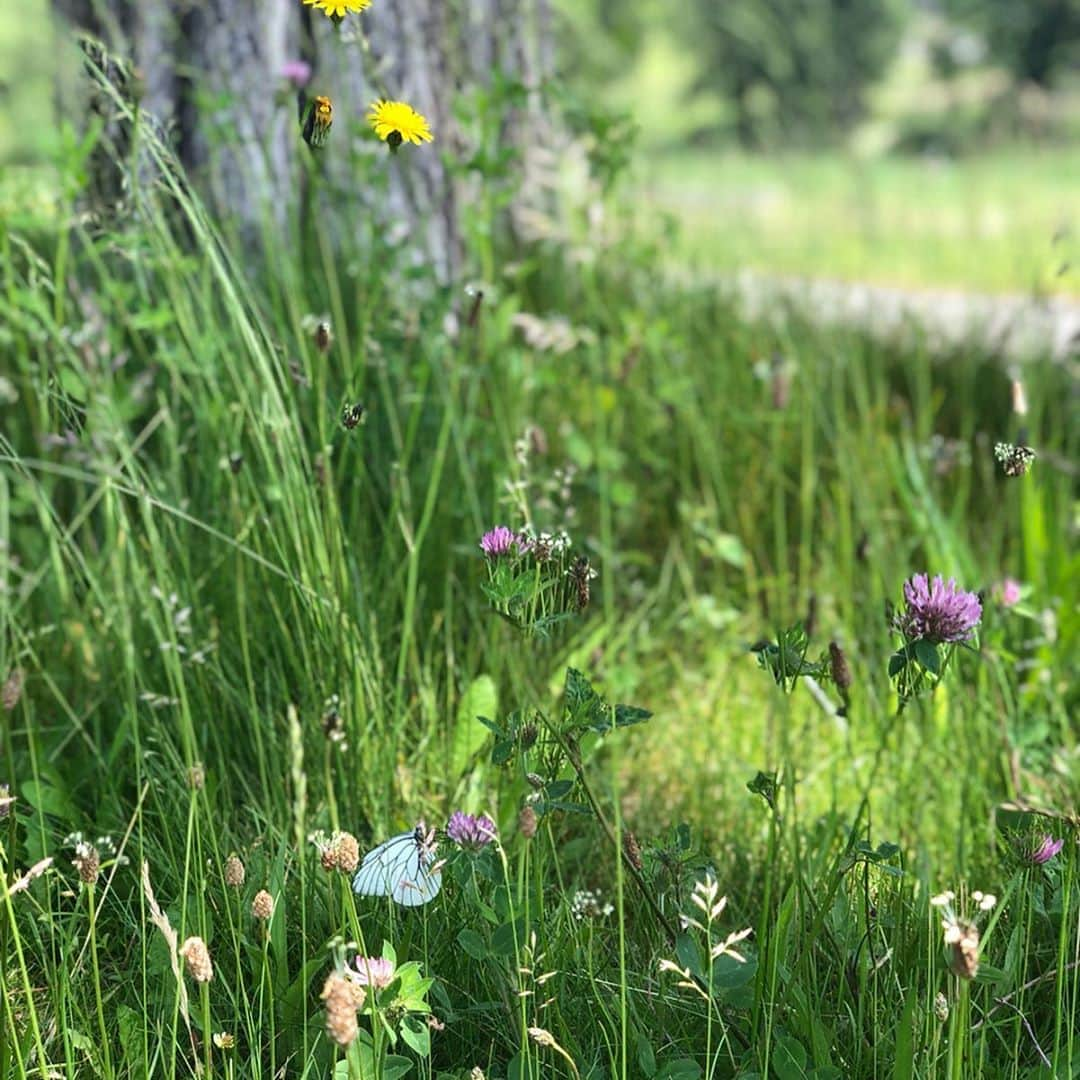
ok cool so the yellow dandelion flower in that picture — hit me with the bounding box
[367,100,434,150]
[302,0,371,18]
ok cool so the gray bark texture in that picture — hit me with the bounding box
[53,0,553,277]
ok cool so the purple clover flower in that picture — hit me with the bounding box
[446,811,496,849]
[994,578,1022,607]
[898,574,982,644]
[480,526,517,558]
[281,59,312,88]
[352,955,395,989]
[1026,835,1064,866]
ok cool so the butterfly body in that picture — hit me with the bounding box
[352,825,442,906]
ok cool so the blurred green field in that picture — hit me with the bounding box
[639,147,1080,295]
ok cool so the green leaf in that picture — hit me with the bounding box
[381,1055,414,1080]
[712,952,756,989]
[675,932,704,980]
[451,675,498,777]
[456,928,487,960]
[655,1060,702,1080]
[636,1033,657,1077]
[400,1016,431,1058]
[747,771,778,810]
[545,780,574,800]
[892,989,916,1080]
[772,1035,808,1080]
[913,639,940,675]
[491,918,527,956]
[887,650,908,678]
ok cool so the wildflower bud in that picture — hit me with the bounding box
[2,667,25,711]
[623,830,643,872]
[188,763,205,790]
[224,855,245,888]
[73,843,101,885]
[520,723,539,751]
[934,992,949,1022]
[180,936,214,983]
[525,772,545,789]
[320,847,337,872]
[314,321,333,354]
[518,805,538,840]
[828,642,852,691]
[321,972,359,1047]
[213,1032,236,1050]
[252,890,274,920]
[331,831,360,874]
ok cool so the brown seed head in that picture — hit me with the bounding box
[623,830,643,872]
[828,642,852,691]
[321,972,359,1046]
[224,855,245,888]
[320,847,337,871]
[180,936,214,983]
[73,843,101,885]
[2,668,25,711]
[331,831,360,874]
[949,921,980,980]
[188,763,205,790]
[519,805,538,840]
[251,890,274,920]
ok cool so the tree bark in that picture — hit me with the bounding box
[53,0,552,277]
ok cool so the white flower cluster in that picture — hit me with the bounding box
[571,888,614,921]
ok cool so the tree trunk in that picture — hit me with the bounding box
[53,0,552,277]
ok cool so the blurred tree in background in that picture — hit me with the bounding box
[51,0,554,273]
[944,0,1080,87]
[678,0,904,146]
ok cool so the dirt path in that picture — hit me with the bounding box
[728,272,1080,363]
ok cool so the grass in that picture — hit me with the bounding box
[2,52,1079,1080]
[638,147,1080,296]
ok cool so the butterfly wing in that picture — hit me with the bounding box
[352,831,442,907]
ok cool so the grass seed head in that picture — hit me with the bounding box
[224,855,245,888]
[331,831,360,873]
[2,667,25,711]
[180,936,214,983]
[252,890,274,920]
[321,972,358,1046]
[73,842,100,885]
[519,805,538,840]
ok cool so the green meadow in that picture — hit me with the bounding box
[2,10,1079,1080]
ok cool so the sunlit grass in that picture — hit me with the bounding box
[640,147,1080,295]
[1,60,1078,1080]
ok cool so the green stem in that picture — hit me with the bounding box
[87,883,113,1079]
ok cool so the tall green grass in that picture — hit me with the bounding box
[1,74,1078,1080]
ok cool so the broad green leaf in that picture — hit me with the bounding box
[451,675,498,777]
[913,639,940,675]
[457,928,487,960]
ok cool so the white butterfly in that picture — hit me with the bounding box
[352,823,442,907]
